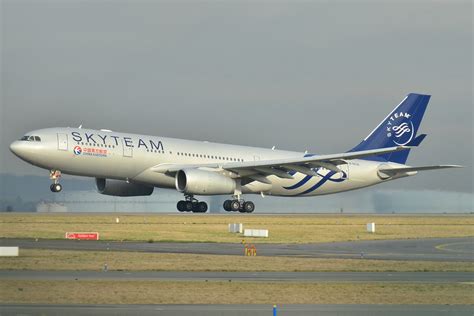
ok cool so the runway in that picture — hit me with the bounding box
[1,237,472,261]
[0,270,471,283]
[1,238,472,315]
[1,304,472,316]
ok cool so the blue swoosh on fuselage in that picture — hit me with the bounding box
[297,170,347,195]
[283,175,313,190]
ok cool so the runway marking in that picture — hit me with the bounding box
[435,242,473,254]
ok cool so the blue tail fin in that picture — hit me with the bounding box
[349,93,430,164]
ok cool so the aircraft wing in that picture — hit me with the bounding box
[152,146,411,180]
[378,165,463,177]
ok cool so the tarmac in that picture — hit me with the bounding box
[0,304,472,316]
[0,270,471,283]
[1,237,472,315]
[1,237,473,261]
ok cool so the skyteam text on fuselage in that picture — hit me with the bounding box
[10,93,461,213]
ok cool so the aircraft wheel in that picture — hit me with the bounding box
[243,201,255,213]
[230,200,241,212]
[223,200,232,212]
[185,201,194,212]
[50,183,62,193]
[177,200,187,212]
[197,202,208,213]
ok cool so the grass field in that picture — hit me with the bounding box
[1,213,473,243]
[1,280,472,304]
[1,249,472,272]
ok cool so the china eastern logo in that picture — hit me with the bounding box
[73,145,107,157]
[386,111,414,146]
[73,146,82,155]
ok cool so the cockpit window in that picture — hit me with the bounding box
[19,135,41,142]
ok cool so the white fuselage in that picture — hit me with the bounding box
[10,127,404,197]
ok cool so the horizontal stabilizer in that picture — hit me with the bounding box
[378,165,462,177]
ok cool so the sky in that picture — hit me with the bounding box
[0,1,472,198]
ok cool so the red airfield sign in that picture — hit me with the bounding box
[65,232,99,240]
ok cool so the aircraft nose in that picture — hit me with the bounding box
[9,141,27,157]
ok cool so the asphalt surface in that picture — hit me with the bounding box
[0,270,472,283]
[1,237,473,261]
[0,304,472,316]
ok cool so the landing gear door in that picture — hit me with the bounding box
[122,139,133,157]
[57,133,68,151]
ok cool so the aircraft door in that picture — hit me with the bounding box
[122,139,133,157]
[57,133,68,151]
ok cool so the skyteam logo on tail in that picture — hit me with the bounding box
[386,111,414,145]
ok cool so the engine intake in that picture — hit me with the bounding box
[176,169,236,195]
[96,178,154,197]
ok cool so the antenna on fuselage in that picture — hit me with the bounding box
[78,124,83,129]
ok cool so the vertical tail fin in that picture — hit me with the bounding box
[349,93,430,164]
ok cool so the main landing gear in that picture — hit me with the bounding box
[223,199,255,213]
[49,170,62,193]
[177,195,208,213]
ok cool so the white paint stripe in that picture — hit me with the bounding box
[363,95,408,141]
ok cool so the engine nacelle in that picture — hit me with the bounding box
[96,178,154,197]
[175,169,236,195]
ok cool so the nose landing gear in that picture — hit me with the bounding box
[49,170,62,193]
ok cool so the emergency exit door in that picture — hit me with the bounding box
[57,133,68,151]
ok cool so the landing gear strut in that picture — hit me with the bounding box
[49,170,62,193]
[177,195,208,213]
[223,199,255,213]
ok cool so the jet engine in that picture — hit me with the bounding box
[175,169,236,195]
[95,178,154,197]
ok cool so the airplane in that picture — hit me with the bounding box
[9,93,461,213]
